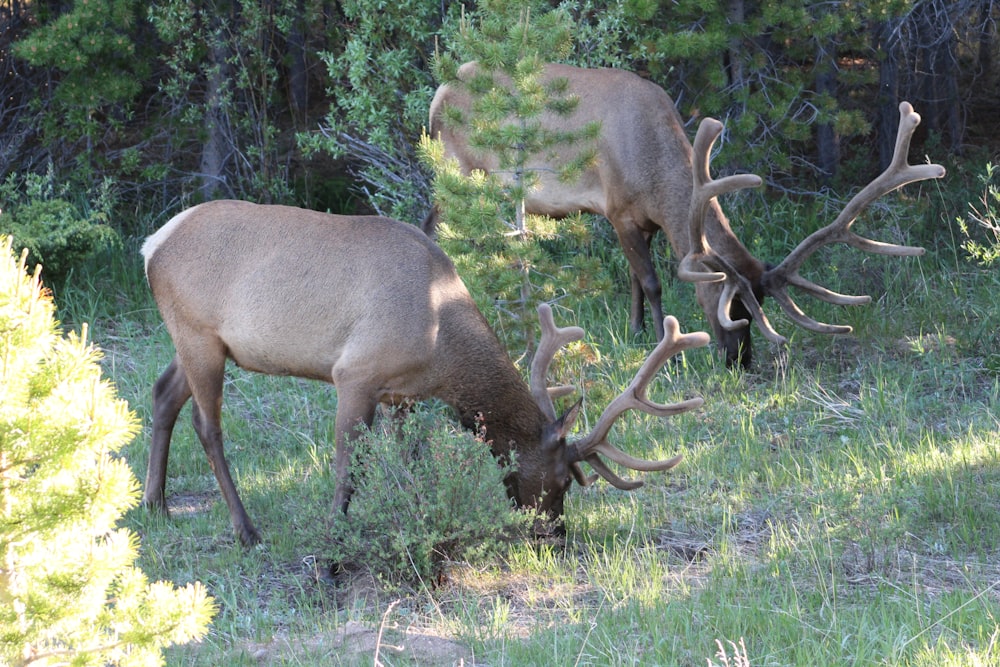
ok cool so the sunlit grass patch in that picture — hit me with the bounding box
[894,428,1000,553]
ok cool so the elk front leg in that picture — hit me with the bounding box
[331,390,378,515]
[143,356,192,512]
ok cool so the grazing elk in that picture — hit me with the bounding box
[141,201,710,546]
[426,62,946,367]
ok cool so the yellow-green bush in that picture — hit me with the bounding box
[0,235,215,667]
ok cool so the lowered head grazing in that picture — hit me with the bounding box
[427,62,945,367]
[142,200,709,546]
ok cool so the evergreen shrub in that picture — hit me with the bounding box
[0,235,215,667]
[0,171,118,282]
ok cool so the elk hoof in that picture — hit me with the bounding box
[141,493,170,516]
[237,525,263,548]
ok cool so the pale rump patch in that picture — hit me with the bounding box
[141,205,199,274]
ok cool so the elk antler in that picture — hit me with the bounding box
[679,102,946,346]
[676,118,775,337]
[567,316,710,490]
[530,303,585,421]
[759,102,946,336]
[678,117,763,285]
[529,305,709,489]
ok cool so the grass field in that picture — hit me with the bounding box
[52,178,1000,666]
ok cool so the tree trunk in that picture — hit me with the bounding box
[873,20,900,171]
[199,18,231,200]
[938,31,963,153]
[726,0,746,94]
[286,0,309,119]
[914,0,963,151]
[814,43,839,181]
[977,0,995,80]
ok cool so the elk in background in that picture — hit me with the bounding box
[141,201,710,546]
[426,62,946,367]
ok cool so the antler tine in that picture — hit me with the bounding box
[761,102,946,334]
[678,117,763,284]
[569,316,709,489]
[530,303,585,420]
[718,279,788,345]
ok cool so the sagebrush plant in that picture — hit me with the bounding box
[328,406,533,585]
[0,169,119,282]
[0,235,215,666]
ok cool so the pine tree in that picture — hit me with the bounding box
[13,0,147,162]
[0,236,216,667]
[423,0,606,353]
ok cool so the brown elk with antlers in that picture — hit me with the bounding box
[141,201,709,546]
[427,62,946,367]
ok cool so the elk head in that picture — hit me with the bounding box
[679,102,946,351]
[521,303,709,528]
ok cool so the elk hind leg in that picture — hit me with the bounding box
[617,226,664,340]
[182,341,262,546]
[144,355,192,512]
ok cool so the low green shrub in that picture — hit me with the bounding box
[0,170,118,282]
[958,163,1000,266]
[329,407,533,586]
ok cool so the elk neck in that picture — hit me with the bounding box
[428,299,551,468]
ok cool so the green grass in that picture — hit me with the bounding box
[49,192,1000,666]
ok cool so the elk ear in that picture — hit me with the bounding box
[556,399,583,440]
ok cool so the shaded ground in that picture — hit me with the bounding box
[241,619,471,666]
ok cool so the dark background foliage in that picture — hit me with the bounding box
[2,0,997,231]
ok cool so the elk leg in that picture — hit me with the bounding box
[189,403,260,546]
[420,204,441,239]
[629,270,645,335]
[382,402,421,459]
[331,389,378,515]
[616,225,664,340]
[180,342,262,547]
[143,356,192,512]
